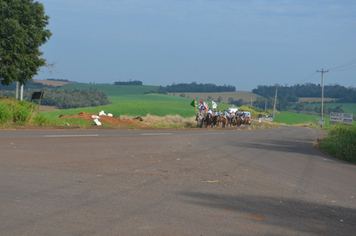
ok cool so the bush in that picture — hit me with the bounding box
[0,99,51,126]
[32,114,52,126]
[0,102,12,125]
[319,125,356,164]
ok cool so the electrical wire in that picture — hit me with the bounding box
[329,64,356,72]
[327,58,356,71]
[297,71,319,85]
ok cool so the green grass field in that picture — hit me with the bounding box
[273,111,355,127]
[273,112,330,126]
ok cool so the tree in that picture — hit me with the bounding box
[232,99,245,107]
[0,0,52,86]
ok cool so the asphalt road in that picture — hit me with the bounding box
[0,126,355,236]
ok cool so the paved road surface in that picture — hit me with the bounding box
[0,126,355,235]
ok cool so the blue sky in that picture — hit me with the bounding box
[35,0,356,91]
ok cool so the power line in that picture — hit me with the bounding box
[327,58,356,71]
[329,64,356,72]
[296,71,319,85]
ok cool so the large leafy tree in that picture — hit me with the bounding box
[0,0,51,86]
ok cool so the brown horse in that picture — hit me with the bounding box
[235,115,243,126]
[205,113,214,128]
[216,116,227,127]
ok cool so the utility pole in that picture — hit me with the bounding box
[20,83,24,101]
[15,81,19,100]
[317,68,329,119]
[273,86,279,116]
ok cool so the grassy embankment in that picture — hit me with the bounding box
[318,125,356,164]
[0,98,94,128]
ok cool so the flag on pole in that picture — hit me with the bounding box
[212,100,217,109]
[190,99,197,108]
[203,101,209,111]
[198,101,205,110]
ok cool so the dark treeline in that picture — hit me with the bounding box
[159,82,236,93]
[253,83,356,103]
[114,80,143,85]
[47,78,72,82]
[0,81,57,91]
[1,88,112,109]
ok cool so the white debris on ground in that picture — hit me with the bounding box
[93,119,102,126]
[92,111,113,126]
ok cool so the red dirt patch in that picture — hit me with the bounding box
[59,113,151,128]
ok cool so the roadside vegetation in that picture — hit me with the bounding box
[318,125,356,164]
[0,98,54,127]
[0,98,94,128]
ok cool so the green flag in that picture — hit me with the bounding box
[190,99,197,108]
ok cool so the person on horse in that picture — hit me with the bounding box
[213,109,219,126]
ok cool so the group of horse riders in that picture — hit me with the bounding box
[195,108,251,128]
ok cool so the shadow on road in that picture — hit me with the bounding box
[228,136,354,165]
[179,191,356,235]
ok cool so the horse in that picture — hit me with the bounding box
[204,113,214,128]
[235,115,243,126]
[227,114,237,127]
[239,112,251,125]
[216,115,227,127]
[196,113,204,128]
[213,115,219,127]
